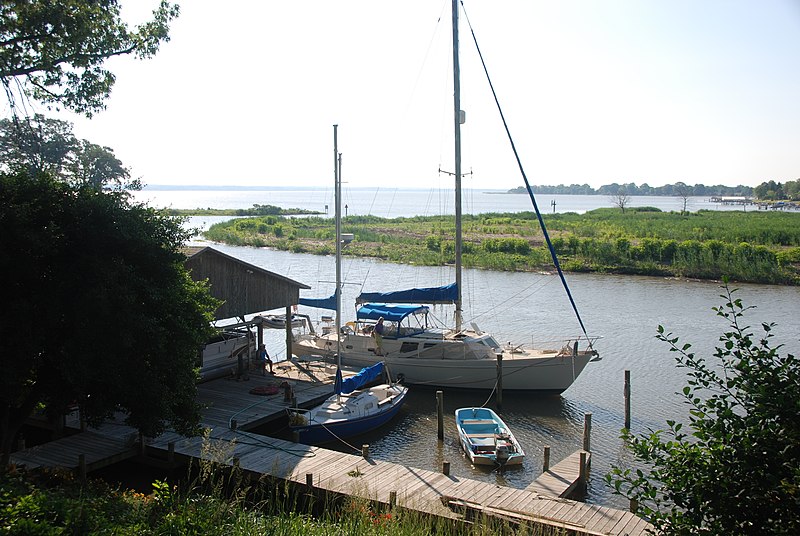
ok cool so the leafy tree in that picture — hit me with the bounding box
[0,170,220,466]
[0,114,134,190]
[0,1,180,116]
[606,285,800,535]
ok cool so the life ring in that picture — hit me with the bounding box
[249,384,280,396]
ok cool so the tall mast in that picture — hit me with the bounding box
[334,125,342,363]
[452,0,463,331]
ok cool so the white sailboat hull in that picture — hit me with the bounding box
[293,330,595,392]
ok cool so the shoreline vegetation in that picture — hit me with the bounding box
[166,204,321,217]
[200,207,800,286]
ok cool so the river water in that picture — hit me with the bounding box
[146,188,798,509]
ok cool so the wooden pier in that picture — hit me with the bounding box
[12,361,652,535]
[525,450,592,498]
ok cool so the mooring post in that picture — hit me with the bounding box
[495,351,503,410]
[583,412,592,452]
[230,419,238,431]
[630,497,639,514]
[389,491,397,507]
[306,473,313,489]
[362,444,370,458]
[436,390,444,441]
[168,442,175,463]
[442,461,451,476]
[579,451,588,488]
[543,445,551,471]
[624,370,631,429]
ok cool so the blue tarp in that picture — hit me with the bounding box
[299,293,337,310]
[335,362,385,395]
[356,283,458,305]
[356,303,429,323]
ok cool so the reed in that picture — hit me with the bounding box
[202,208,800,285]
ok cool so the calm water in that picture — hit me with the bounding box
[134,186,748,218]
[214,244,799,510]
[149,188,796,509]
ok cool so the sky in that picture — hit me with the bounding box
[36,0,800,190]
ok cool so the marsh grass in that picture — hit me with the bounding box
[203,208,800,284]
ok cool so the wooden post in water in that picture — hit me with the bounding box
[630,497,639,514]
[495,352,503,410]
[583,412,592,452]
[624,370,631,429]
[306,473,314,489]
[168,442,175,463]
[436,391,444,441]
[579,451,588,490]
[389,491,397,507]
[543,445,551,471]
[442,461,450,475]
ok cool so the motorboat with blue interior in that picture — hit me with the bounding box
[455,407,525,467]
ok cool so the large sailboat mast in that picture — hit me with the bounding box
[452,0,463,331]
[334,125,342,361]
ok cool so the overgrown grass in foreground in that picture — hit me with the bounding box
[0,463,566,535]
[202,208,800,285]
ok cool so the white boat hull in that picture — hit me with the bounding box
[293,330,595,392]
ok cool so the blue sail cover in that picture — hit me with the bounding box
[356,303,429,323]
[298,293,337,310]
[335,362,385,395]
[356,283,458,305]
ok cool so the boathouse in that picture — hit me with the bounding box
[184,246,309,320]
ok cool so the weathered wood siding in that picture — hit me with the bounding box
[184,247,310,320]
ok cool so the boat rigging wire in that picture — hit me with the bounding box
[460,1,592,346]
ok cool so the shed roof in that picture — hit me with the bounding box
[184,246,310,320]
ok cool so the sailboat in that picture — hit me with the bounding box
[292,3,599,392]
[288,126,408,445]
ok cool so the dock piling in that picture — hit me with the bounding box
[496,352,503,410]
[442,461,450,475]
[624,370,631,429]
[436,391,444,441]
[362,444,370,458]
[543,446,550,471]
[583,412,592,452]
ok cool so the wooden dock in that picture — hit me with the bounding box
[12,362,652,535]
[526,450,592,498]
[144,429,650,535]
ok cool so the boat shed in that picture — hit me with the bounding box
[184,246,310,320]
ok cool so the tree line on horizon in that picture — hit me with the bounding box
[509,181,765,197]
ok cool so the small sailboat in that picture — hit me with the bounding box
[288,361,408,445]
[455,407,525,467]
[288,126,408,446]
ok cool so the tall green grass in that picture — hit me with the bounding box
[201,209,800,285]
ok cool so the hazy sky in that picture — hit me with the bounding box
[42,0,800,190]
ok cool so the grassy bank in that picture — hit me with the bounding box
[202,208,800,285]
[166,204,321,216]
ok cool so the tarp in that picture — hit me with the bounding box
[335,362,385,395]
[356,303,429,323]
[356,283,458,305]
[299,293,336,310]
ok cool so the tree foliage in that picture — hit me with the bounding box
[0,0,179,116]
[0,114,134,189]
[0,170,220,465]
[606,285,800,535]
